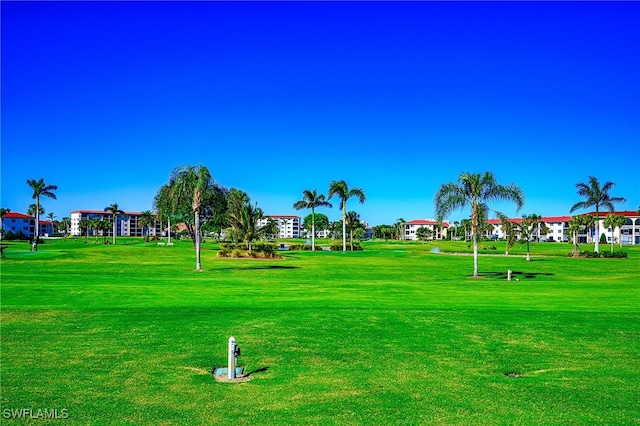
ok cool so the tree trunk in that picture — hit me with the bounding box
[311,209,316,252]
[34,198,40,251]
[342,207,347,252]
[195,210,201,271]
[594,211,599,253]
[473,228,479,277]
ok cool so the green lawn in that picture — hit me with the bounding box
[1,238,639,424]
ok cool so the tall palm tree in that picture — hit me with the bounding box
[603,213,627,253]
[26,178,57,251]
[104,203,126,245]
[570,176,626,253]
[435,171,524,277]
[98,219,111,244]
[328,180,366,252]
[394,218,406,240]
[518,214,542,261]
[138,210,156,242]
[167,165,214,271]
[293,189,332,251]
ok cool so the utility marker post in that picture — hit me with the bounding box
[228,336,236,380]
[507,270,512,281]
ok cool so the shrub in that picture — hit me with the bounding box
[571,250,628,258]
[600,233,607,244]
[330,242,363,251]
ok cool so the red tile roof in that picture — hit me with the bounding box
[3,212,33,219]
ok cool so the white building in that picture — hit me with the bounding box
[70,210,161,238]
[257,215,301,239]
[404,219,449,241]
[485,211,640,244]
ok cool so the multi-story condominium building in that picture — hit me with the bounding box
[70,210,162,238]
[485,211,640,245]
[257,215,301,238]
[1,212,54,238]
[404,219,449,241]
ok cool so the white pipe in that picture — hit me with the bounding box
[228,336,236,379]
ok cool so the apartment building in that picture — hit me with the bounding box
[485,211,640,244]
[257,215,301,238]
[70,210,162,237]
[404,219,449,241]
[1,212,54,238]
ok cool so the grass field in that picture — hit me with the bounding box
[1,238,639,424]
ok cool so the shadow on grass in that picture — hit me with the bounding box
[217,265,300,271]
[482,271,555,279]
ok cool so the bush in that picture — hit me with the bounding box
[329,242,363,251]
[600,233,607,244]
[571,250,628,258]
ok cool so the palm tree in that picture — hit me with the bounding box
[59,217,71,237]
[47,212,57,235]
[138,210,155,243]
[345,210,364,251]
[166,165,214,271]
[239,203,264,252]
[328,180,366,252]
[26,178,57,251]
[497,213,516,256]
[78,218,90,243]
[568,214,594,257]
[89,217,101,243]
[435,171,524,277]
[104,203,126,245]
[0,208,10,238]
[293,189,332,251]
[394,218,406,240]
[603,213,627,253]
[570,176,626,253]
[518,214,542,261]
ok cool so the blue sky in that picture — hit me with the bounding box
[2,1,638,226]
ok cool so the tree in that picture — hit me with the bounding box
[89,217,101,243]
[416,226,433,243]
[302,213,329,237]
[98,219,111,244]
[262,218,280,241]
[104,203,126,245]
[27,203,44,217]
[497,213,517,255]
[434,171,524,277]
[224,189,250,242]
[293,189,332,251]
[328,180,366,252]
[238,203,264,252]
[26,178,57,251]
[603,213,627,253]
[59,217,71,237]
[0,208,10,238]
[568,214,595,257]
[164,165,217,271]
[570,176,626,253]
[47,212,57,234]
[138,210,156,243]
[518,214,542,261]
[460,219,471,241]
[79,218,90,243]
[345,210,365,251]
[394,218,406,240]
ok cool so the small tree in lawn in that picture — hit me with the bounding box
[603,213,627,253]
[518,214,542,261]
[345,210,364,251]
[568,214,594,257]
[497,213,517,256]
[59,217,71,237]
[435,171,524,277]
[138,210,156,243]
[416,226,433,243]
[79,218,90,243]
